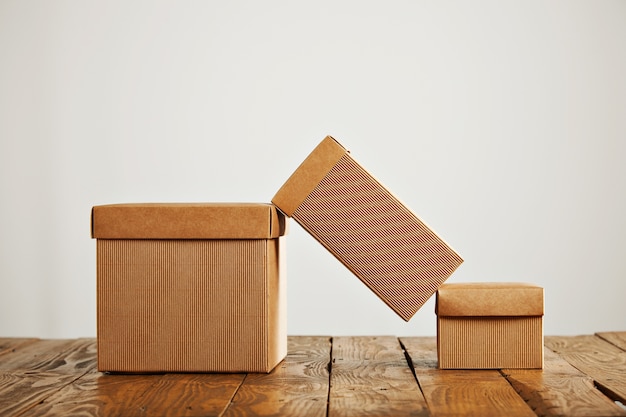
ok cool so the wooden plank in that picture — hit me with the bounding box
[0,338,95,373]
[0,339,96,416]
[19,371,162,417]
[545,335,626,404]
[0,338,39,356]
[597,332,626,352]
[20,370,245,417]
[133,373,246,417]
[328,336,428,417]
[401,336,535,417]
[502,347,626,416]
[0,372,84,416]
[224,336,331,417]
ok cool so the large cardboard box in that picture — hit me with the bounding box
[272,136,463,321]
[91,203,288,373]
[436,282,544,369]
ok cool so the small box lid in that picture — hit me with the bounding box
[91,203,287,239]
[436,282,544,317]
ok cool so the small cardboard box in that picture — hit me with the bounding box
[91,203,288,373]
[436,282,544,369]
[272,136,463,321]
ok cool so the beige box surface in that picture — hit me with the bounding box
[436,282,544,369]
[272,136,463,321]
[91,203,288,373]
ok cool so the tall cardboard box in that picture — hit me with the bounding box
[436,282,544,369]
[91,203,287,373]
[272,136,463,321]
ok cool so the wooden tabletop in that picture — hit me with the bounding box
[1,332,625,416]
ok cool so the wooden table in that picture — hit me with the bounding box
[1,333,625,416]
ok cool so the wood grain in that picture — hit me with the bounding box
[545,335,626,404]
[223,336,331,417]
[597,332,626,352]
[0,338,39,356]
[401,336,535,417]
[0,339,96,416]
[329,336,428,417]
[20,370,245,417]
[135,373,246,417]
[502,347,626,416]
[3,334,626,416]
[0,338,95,374]
[17,371,161,417]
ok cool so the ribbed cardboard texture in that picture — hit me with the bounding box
[91,203,287,373]
[436,283,544,369]
[272,136,463,321]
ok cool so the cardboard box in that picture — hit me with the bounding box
[272,136,463,321]
[91,203,288,373]
[436,282,544,369]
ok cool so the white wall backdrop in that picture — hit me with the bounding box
[1,1,625,338]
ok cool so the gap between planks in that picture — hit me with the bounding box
[3,334,626,417]
[545,334,626,411]
[501,347,626,416]
[401,336,535,417]
[328,336,428,417]
[222,336,331,417]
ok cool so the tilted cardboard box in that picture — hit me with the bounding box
[436,282,544,369]
[272,136,463,321]
[91,203,288,373]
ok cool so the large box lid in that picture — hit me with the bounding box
[91,203,287,239]
[436,282,544,317]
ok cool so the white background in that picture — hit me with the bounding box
[1,1,625,338]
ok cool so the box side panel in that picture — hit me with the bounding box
[266,237,287,371]
[97,239,270,373]
[438,316,543,369]
[291,153,463,321]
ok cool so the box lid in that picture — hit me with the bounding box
[272,136,347,216]
[91,203,287,239]
[436,282,544,317]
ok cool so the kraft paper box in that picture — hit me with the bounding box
[436,282,544,369]
[91,203,287,373]
[272,136,463,321]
